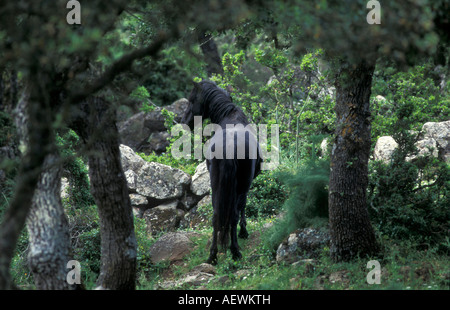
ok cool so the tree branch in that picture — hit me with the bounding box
[67,30,174,106]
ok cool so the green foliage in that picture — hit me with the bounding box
[368,131,450,253]
[76,227,101,276]
[56,130,95,210]
[254,47,288,74]
[0,111,16,147]
[9,229,33,288]
[371,61,449,144]
[265,158,330,250]
[135,217,156,276]
[300,50,322,73]
[131,85,154,113]
[246,170,288,219]
[139,46,207,106]
[69,204,101,279]
[367,66,450,253]
[211,44,334,150]
[138,151,198,176]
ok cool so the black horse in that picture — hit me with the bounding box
[181,80,263,264]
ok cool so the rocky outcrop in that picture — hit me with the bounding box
[117,98,189,154]
[143,201,185,236]
[373,120,450,163]
[157,263,216,289]
[119,144,211,234]
[180,195,212,230]
[422,120,450,162]
[134,161,191,200]
[276,228,330,264]
[149,231,201,264]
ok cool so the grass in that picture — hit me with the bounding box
[136,217,450,290]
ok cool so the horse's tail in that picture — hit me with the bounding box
[217,159,237,251]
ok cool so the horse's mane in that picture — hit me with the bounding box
[200,81,249,126]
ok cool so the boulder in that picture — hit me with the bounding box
[149,231,200,264]
[135,161,190,200]
[143,201,185,235]
[117,112,149,152]
[191,263,216,275]
[190,160,211,197]
[406,138,438,161]
[422,120,450,162]
[180,195,212,229]
[119,143,217,234]
[117,98,189,154]
[120,144,191,201]
[373,120,450,163]
[129,193,148,218]
[276,228,330,264]
[119,144,146,172]
[373,136,398,162]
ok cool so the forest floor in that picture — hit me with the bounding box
[135,218,450,291]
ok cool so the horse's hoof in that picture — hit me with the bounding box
[206,256,217,265]
[238,230,249,239]
[232,251,242,261]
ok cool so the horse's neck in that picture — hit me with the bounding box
[209,101,238,125]
[207,98,248,126]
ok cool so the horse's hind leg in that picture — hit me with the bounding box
[230,213,242,261]
[206,217,218,265]
[237,194,249,239]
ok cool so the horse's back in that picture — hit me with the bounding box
[206,126,262,184]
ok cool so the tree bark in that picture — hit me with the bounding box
[26,152,76,290]
[71,97,137,290]
[328,59,379,262]
[13,91,76,290]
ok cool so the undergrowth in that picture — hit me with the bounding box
[137,217,449,290]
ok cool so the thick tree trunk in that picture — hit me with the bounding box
[0,85,52,289]
[26,152,75,290]
[71,97,137,290]
[14,92,75,290]
[329,59,379,262]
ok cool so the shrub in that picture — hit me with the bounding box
[57,130,95,210]
[246,170,288,219]
[371,60,450,145]
[368,130,450,253]
[265,158,330,250]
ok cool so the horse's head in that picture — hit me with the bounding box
[181,81,205,130]
[181,80,233,129]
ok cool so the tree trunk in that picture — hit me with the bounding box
[71,97,137,290]
[26,152,76,289]
[14,91,76,290]
[328,59,379,262]
[198,32,224,77]
[0,85,52,289]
